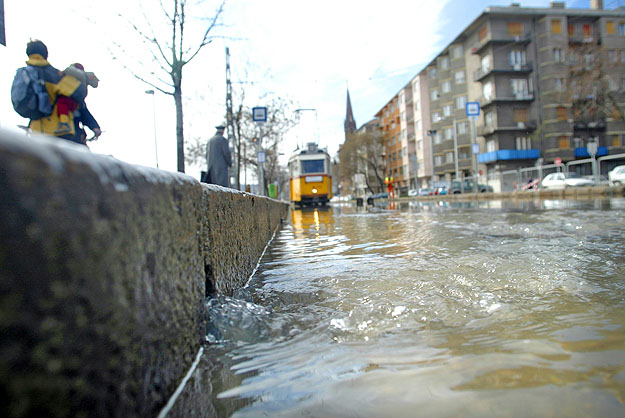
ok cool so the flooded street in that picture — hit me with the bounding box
[205,199,625,417]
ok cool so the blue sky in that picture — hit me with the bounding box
[0,0,607,179]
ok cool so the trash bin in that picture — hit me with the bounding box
[356,197,363,207]
[268,183,278,199]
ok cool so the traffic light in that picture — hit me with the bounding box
[252,137,258,143]
[427,130,437,136]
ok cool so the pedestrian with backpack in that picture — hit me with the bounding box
[11,40,87,141]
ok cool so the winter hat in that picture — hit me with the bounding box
[26,40,48,58]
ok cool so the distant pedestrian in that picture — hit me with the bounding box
[204,125,232,187]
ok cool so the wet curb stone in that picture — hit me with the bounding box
[0,129,288,417]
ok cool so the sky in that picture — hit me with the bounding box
[0,0,598,181]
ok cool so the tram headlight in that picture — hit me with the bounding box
[312,188,318,194]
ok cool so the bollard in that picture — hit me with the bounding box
[356,198,363,207]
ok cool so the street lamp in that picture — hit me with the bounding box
[145,90,159,169]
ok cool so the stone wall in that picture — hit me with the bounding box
[0,129,288,417]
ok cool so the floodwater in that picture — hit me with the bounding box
[204,198,625,417]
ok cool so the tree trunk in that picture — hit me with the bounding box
[174,82,185,173]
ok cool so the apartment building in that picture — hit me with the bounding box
[460,1,625,189]
[426,40,476,183]
[408,70,433,189]
[399,86,417,190]
[375,95,404,189]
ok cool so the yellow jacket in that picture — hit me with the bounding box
[26,55,85,137]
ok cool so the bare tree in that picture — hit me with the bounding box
[338,129,386,194]
[113,0,227,173]
[565,44,625,144]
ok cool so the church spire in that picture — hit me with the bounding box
[344,89,356,137]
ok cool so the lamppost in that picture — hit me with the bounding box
[145,90,159,169]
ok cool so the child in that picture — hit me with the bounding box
[55,63,99,135]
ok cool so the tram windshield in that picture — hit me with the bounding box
[301,159,325,174]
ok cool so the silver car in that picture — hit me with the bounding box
[541,172,594,189]
[608,165,625,185]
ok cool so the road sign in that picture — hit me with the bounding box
[555,157,562,165]
[472,143,480,154]
[466,102,481,117]
[586,141,598,157]
[252,107,267,122]
[257,151,266,163]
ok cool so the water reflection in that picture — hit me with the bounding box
[206,198,625,417]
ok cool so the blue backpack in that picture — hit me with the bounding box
[11,66,53,119]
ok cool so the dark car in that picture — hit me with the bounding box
[448,180,493,194]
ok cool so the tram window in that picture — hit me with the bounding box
[301,159,325,173]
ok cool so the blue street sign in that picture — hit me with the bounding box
[466,102,480,117]
[252,107,267,122]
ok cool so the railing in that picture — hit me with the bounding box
[477,122,537,136]
[473,62,533,82]
[471,34,531,54]
[479,93,534,107]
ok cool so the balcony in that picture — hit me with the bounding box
[480,93,534,109]
[478,149,540,164]
[471,34,531,55]
[574,146,608,158]
[473,62,533,82]
[573,120,606,131]
[477,121,537,136]
[568,34,600,46]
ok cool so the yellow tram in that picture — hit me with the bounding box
[288,142,333,207]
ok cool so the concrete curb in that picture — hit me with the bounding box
[0,129,288,417]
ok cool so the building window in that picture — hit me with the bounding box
[435,155,443,166]
[445,152,454,164]
[568,23,576,36]
[454,70,465,84]
[443,104,452,117]
[483,81,494,100]
[481,55,491,71]
[434,132,442,144]
[485,111,495,127]
[479,26,488,41]
[613,135,622,147]
[515,136,532,150]
[444,127,453,140]
[608,50,618,62]
[621,50,625,63]
[607,21,615,35]
[456,95,467,109]
[428,68,437,79]
[432,112,441,123]
[556,107,568,120]
[417,139,423,150]
[486,140,496,152]
[452,45,463,59]
[553,48,565,63]
[514,108,529,123]
[551,19,562,34]
[415,119,421,130]
[507,22,522,36]
[509,50,526,66]
[391,121,396,129]
[431,89,440,100]
[583,24,592,37]
[554,78,566,91]
[511,79,529,97]
[620,22,625,35]
[440,57,450,69]
[558,136,569,149]
[608,77,618,91]
[392,152,396,161]
[458,122,468,134]
[442,81,451,93]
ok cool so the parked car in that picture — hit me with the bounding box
[608,165,625,185]
[435,186,448,195]
[583,175,610,185]
[408,189,419,197]
[541,172,594,189]
[371,192,389,199]
[448,180,494,194]
[417,187,434,196]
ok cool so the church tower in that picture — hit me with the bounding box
[344,89,356,139]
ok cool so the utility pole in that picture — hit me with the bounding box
[225,47,238,189]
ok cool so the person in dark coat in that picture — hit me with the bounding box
[205,125,232,187]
